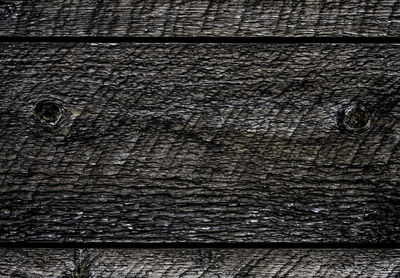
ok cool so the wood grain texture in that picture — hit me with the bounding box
[1,0,400,37]
[1,43,400,243]
[0,249,399,278]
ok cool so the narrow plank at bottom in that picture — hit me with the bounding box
[0,249,399,278]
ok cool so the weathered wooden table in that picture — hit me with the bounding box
[0,1,399,277]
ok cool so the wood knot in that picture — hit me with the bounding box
[0,1,15,19]
[34,100,63,126]
[337,104,372,133]
[0,208,11,216]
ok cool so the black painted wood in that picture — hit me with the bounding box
[0,43,399,243]
[1,0,400,37]
[0,249,399,278]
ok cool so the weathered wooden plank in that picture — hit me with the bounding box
[1,0,400,37]
[1,43,400,243]
[0,249,399,278]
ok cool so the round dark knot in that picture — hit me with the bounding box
[0,208,11,216]
[0,2,16,19]
[337,104,372,133]
[34,100,63,126]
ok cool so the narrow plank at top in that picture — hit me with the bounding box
[0,0,400,37]
[0,43,400,243]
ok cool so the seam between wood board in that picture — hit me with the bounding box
[0,242,399,249]
[1,36,400,44]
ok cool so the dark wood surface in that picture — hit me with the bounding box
[1,0,400,37]
[1,249,399,277]
[1,43,399,243]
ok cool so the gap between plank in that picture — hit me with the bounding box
[0,242,398,249]
[1,36,400,44]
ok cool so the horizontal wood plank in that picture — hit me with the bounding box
[0,249,399,277]
[1,43,400,243]
[1,0,400,37]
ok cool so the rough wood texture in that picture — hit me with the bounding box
[0,249,399,278]
[1,0,400,37]
[1,43,400,243]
